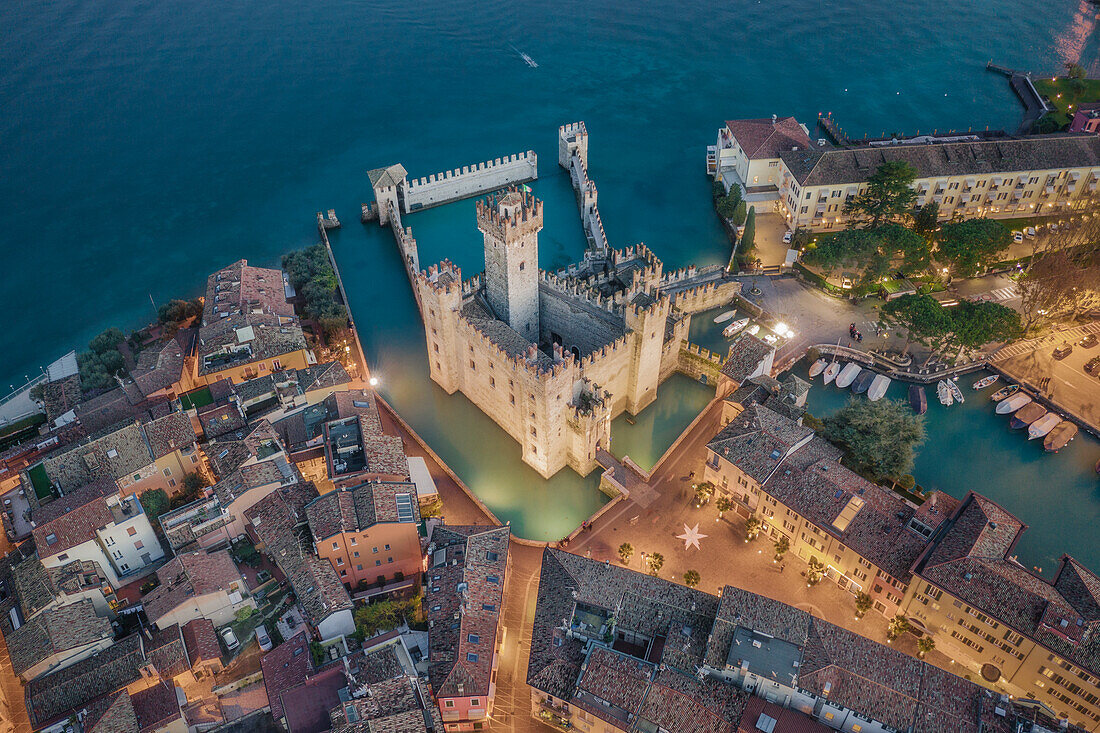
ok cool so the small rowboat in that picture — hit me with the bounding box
[852,371,875,395]
[948,379,964,404]
[909,385,927,414]
[823,362,841,385]
[714,310,737,324]
[1010,403,1046,429]
[1044,421,1078,452]
[990,384,1019,402]
[972,374,1000,390]
[1028,413,1061,440]
[809,358,828,378]
[867,374,891,401]
[723,318,750,337]
[937,380,954,406]
[835,363,862,389]
[996,393,1032,415]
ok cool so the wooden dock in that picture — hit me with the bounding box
[817,113,850,146]
[985,61,1053,135]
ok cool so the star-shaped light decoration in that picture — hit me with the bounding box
[676,523,707,551]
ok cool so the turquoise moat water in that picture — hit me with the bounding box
[4,0,1100,544]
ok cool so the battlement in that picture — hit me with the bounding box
[539,270,620,315]
[476,188,544,241]
[418,260,463,295]
[406,151,537,190]
[559,121,588,141]
[578,331,631,371]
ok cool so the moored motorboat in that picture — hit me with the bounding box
[835,363,862,389]
[852,371,875,394]
[714,310,737,324]
[1044,421,1078,452]
[948,379,964,404]
[1010,403,1046,429]
[909,384,927,414]
[823,362,841,385]
[937,380,954,406]
[809,358,827,378]
[867,374,891,401]
[972,374,1000,390]
[990,384,1019,402]
[996,393,1032,414]
[747,324,761,335]
[1028,413,1061,440]
[723,317,750,337]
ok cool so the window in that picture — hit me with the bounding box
[387,557,393,563]
[471,698,480,706]
[332,541,339,550]
[395,493,415,523]
[376,560,382,566]
[384,544,390,550]
[350,537,357,545]
[356,564,362,571]
[444,701,454,708]
[336,557,344,566]
[127,527,137,537]
[487,575,500,584]
[57,553,68,561]
[467,653,479,662]
[353,551,360,558]
[340,569,347,577]
[468,634,480,644]
[486,551,499,562]
[168,478,176,488]
[482,603,496,611]
[134,541,144,550]
[373,547,378,553]
[133,474,141,481]
[519,262,525,271]
[162,467,172,477]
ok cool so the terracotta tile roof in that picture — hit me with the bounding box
[261,633,314,722]
[280,664,350,733]
[83,690,139,733]
[574,646,652,718]
[725,117,812,160]
[638,669,747,733]
[25,633,144,726]
[182,618,221,664]
[780,133,1100,188]
[198,402,248,439]
[72,389,171,437]
[736,696,832,733]
[197,313,306,376]
[10,553,58,620]
[143,550,243,625]
[145,623,190,678]
[205,419,283,478]
[706,403,817,484]
[720,334,774,384]
[287,554,353,628]
[306,481,421,542]
[131,681,181,733]
[142,411,197,457]
[8,599,112,676]
[132,340,185,398]
[244,481,318,561]
[31,479,117,560]
[296,362,351,394]
[426,525,509,700]
[204,260,294,323]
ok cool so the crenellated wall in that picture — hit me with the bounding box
[403,152,537,212]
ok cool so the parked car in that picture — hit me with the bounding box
[1053,343,1073,360]
[782,230,793,244]
[1026,227,1037,237]
[1012,230,1024,243]
[1079,334,1098,349]
[1085,356,1100,375]
[255,624,272,652]
[221,627,239,652]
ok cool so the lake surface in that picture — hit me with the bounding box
[4,0,1099,539]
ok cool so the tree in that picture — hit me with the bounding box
[716,496,733,519]
[948,300,1023,357]
[887,615,911,642]
[936,218,1011,277]
[157,298,204,326]
[917,636,936,658]
[806,558,825,587]
[139,489,170,528]
[803,224,929,289]
[683,570,700,588]
[745,516,761,542]
[694,481,715,506]
[732,200,748,227]
[618,542,634,565]
[716,195,737,219]
[879,293,953,356]
[646,552,665,576]
[1018,242,1100,329]
[728,184,743,208]
[845,161,918,227]
[712,180,726,200]
[89,327,125,355]
[773,535,790,562]
[1066,62,1086,79]
[911,202,940,237]
[740,207,756,253]
[821,398,926,481]
[855,592,874,619]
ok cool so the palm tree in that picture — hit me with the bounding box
[647,552,665,576]
[917,636,935,658]
[806,558,825,587]
[683,570,700,588]
[716,496,733,520]
[618,542,634,566]
[694,481,715,506]
[887,615,911,642]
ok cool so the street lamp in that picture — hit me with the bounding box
[369,376,379,387]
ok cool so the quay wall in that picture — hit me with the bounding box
[403,152,537,212]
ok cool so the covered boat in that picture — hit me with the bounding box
[1028,413,1061,440]
[1044,421,1078,452]
[996,393,1032,415]
[948,379,964,404]
[937,380,954,406]
[723,317,750,337]
[822,362,841,385]
[809,358,827,378]
[972,374,1000,390]
[909,384,927,414]
[714,310,737,324]
[852,371,875,394]
[990,384,1019,402]
[746,324,761,335]
[867,374,891,401]
[1010,403,1046,429]
[835,363,862,389]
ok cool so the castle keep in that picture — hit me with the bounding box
[411,124,742,478]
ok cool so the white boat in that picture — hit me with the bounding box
[996,393,1032,415]
[867,374,891,401]
[972,374,1000,390]
[1028,413,1062,440]
[723,318,750,337]
[809,358,828,378]
[835,363,862,389]
[714,310,737,324]
[948,379,964,404]
[746,324,761,335]
[937,380,954,406]
[823,362,841,385]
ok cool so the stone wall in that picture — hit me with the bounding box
[403,152,537,212]
[538,283,625,357]
[676,341,725,385]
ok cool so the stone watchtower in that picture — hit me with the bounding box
[477,189,543,342]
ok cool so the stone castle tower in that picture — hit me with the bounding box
[477,189,542,342]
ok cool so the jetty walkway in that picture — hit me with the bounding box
[986,61,1054,135]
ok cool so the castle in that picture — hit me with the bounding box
[413,124,741,478]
